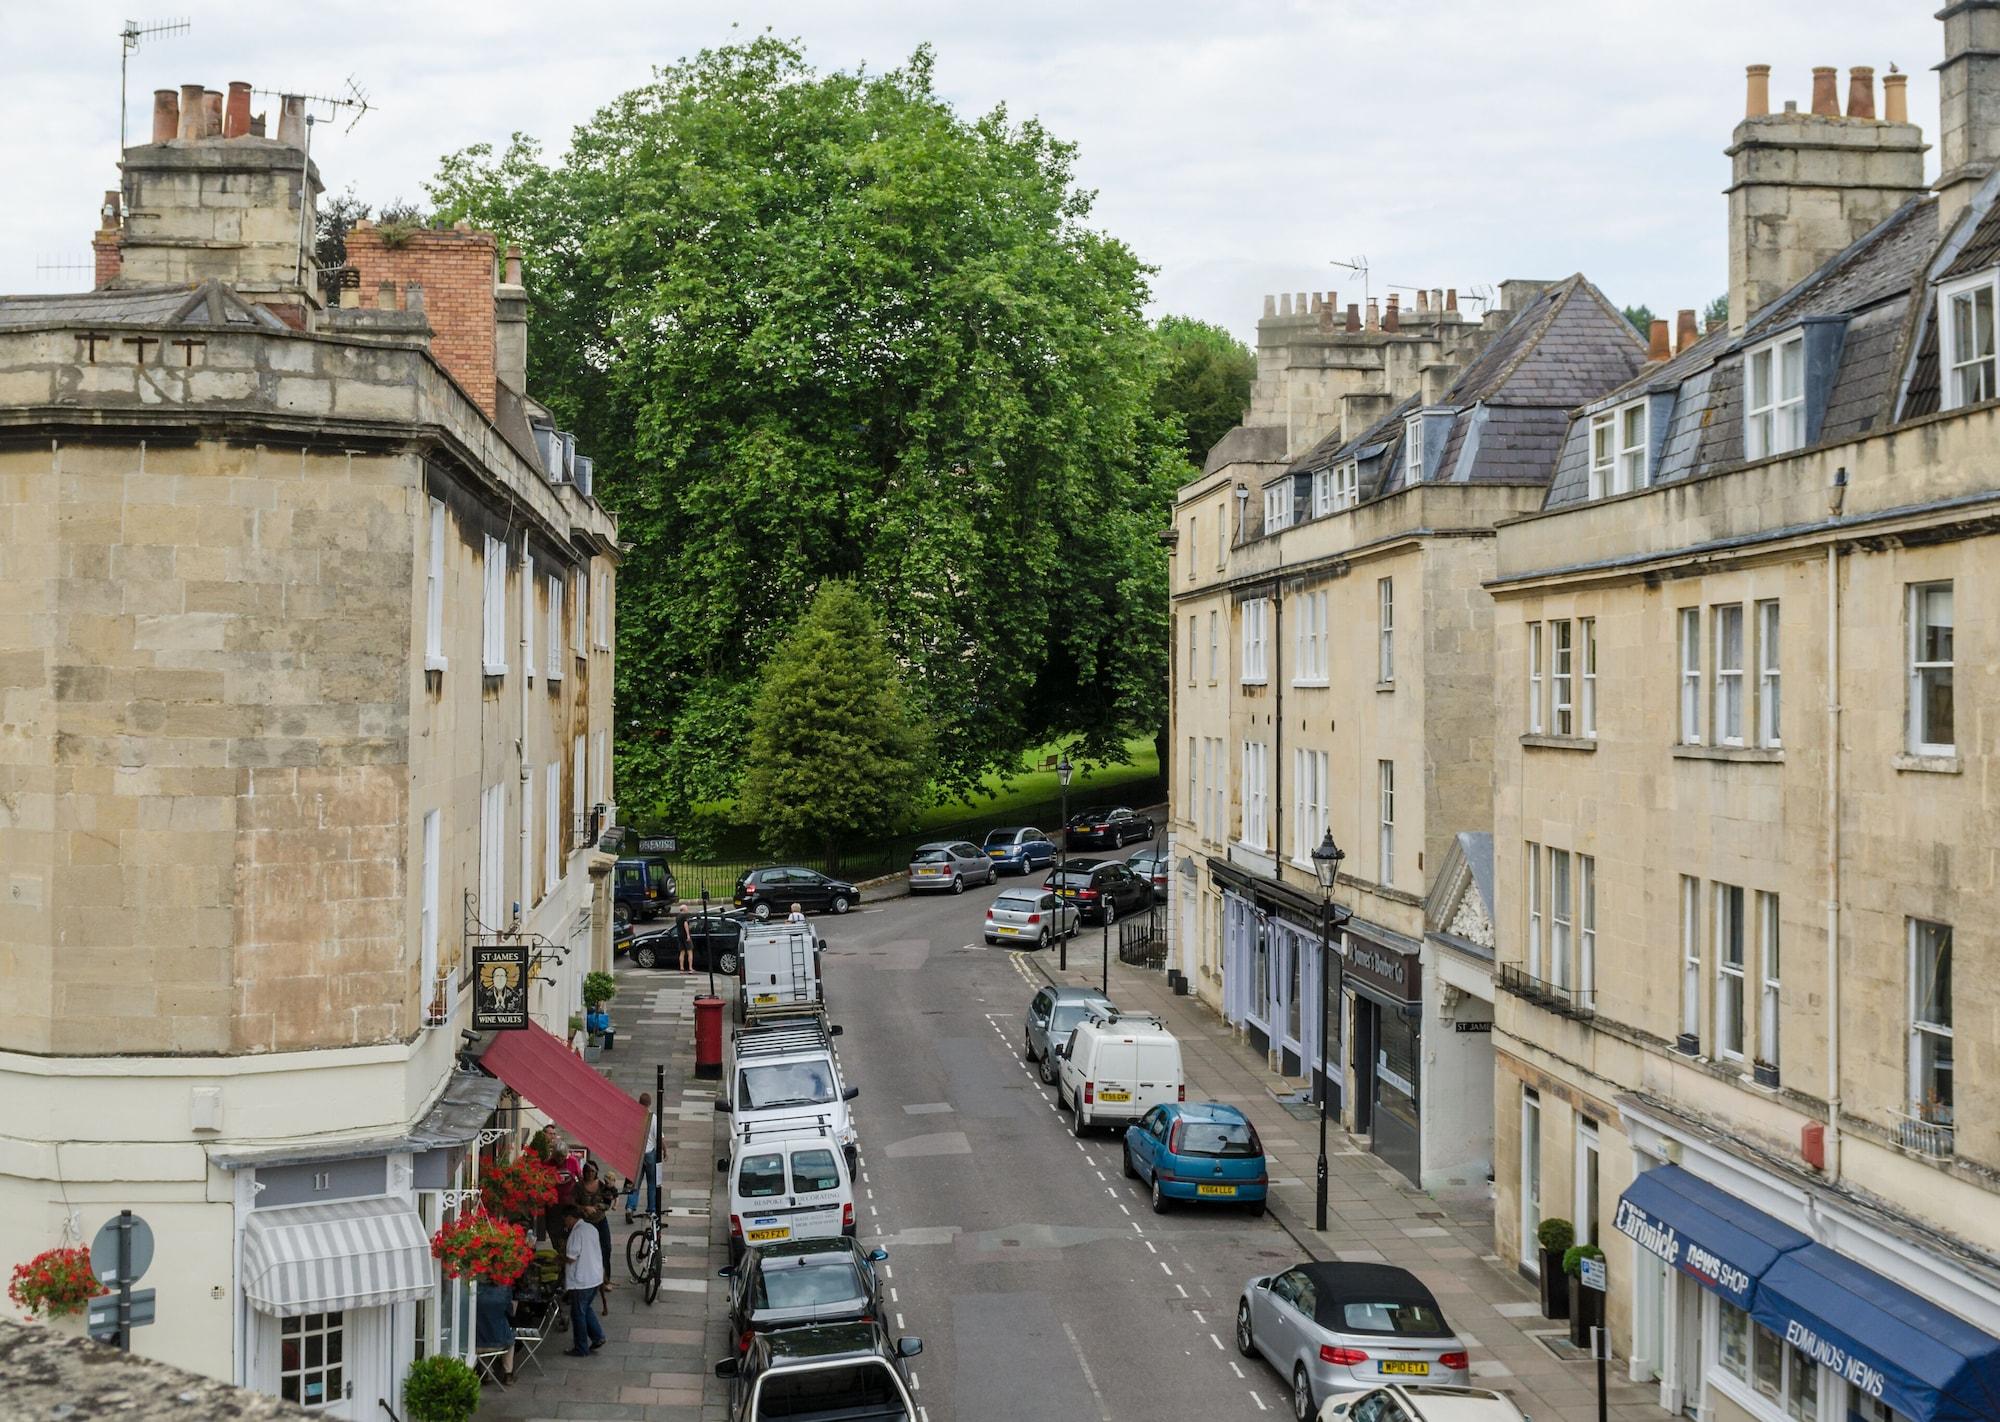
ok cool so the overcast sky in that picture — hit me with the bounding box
[4,1,1947,343]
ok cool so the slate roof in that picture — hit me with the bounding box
[0,281,287,330]
[1204,423,1289,476]
[1439,274,1648,409]
[1903,180,2000,419]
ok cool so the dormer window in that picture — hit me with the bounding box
[1587,401,1649,498]
[1404,416,1425,481]
[1941,270,1997,409]
[1311,461,1362,515]
[1263,483,1293,534]
[1339,461,1359,508]
[1745,332,1805,459]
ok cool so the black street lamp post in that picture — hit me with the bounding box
[1057,756,1074,972]
[1102,886,1112,996]
[1311,829,1352,1234]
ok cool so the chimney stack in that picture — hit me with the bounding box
[1676,307,1699,354]
[1846,66,1876,120]
[1935,1,2000,229]
[177,84,203,140]
[1345,303,1360,334]
[1884,66,1908,124]
[1647,318,1672,362]
[1746,64,1772,117]
[497,244,529,394]
[224,81,252,138]
[1810,67,1840,116]
[151,88,179,144]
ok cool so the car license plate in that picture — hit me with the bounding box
[1196,1184,1237,1197]
[997,926,1018,935]
[1098,1089,1131,1102]
[752,993,778,1005]
[1380,1361,1429,1376]
[745,1226,789,1243]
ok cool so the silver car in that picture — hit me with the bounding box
[1022,985,1114,1084]
[1237,1262,1470,1420]
[983,888,1079,949]
[906,841,996,894]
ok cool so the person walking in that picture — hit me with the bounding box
[677,915,694,973]
[625,1097,660,1222]
[557,1206,606,1357]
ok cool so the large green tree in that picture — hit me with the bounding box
[428,39,1179,825]
[739,583,928,858]
[1150,315,1254,468]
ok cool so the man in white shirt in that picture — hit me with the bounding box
[625,1097,660,1222]
[559,1205,607,1355]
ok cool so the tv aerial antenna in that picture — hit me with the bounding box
[119,17,191,150]
[1329,255,1370,309]
[253,78,376,286]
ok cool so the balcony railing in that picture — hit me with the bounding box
[1895,1110,1955,1159]
[572,804,609,853]
[1497,962,1596,1019]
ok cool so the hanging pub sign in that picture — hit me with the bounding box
[472,942,531,1031]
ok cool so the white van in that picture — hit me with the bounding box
[1055,1010,1183,1136]
[720,1018,861,1173]
[736,923,825,1024]
[719,1124,856,1263]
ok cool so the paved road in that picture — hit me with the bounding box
[824,847,1297,1421]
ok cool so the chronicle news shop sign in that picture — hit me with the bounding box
[1613,1197,1754,1308]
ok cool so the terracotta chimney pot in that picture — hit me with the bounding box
[1810,67,1840,117]
[1648,318,1672,361]
[1416,289,1430,313]
[1445,288,1459,313]
[151,88,179,144]
[202,89,223,137]
[503,245,524,286]
[224,81,252,138]
[1384,294,1401,332]
[1365,299,1380,332]
[1845,66,1876,120]
[1345,303,1360,334]
[1676,308,1699,354]
[1745,64,1772,118]
[1883,68,1908,124]
[177,84,204,140]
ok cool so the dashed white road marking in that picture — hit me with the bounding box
[1209,1333,1224,1350]
[1175,1283,1188,1297]
[1250,1391,1268,1411]
[1228,1362,1244,1379]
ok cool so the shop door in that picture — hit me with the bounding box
[1371,1007,1422,1185]
[1349,996,1376,1136]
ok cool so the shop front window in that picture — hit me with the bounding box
[280,1312,346,1409]
[1285,932,1302,1044]
[1717,1299,1750,1381]
[1252,918,1271,1027]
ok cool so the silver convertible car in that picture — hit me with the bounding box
[1237,1261,1470,1421]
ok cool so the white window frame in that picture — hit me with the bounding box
[1186,616,1197,686]
[1339,461,1358,509]
[547,575,564,681]
[1580,617,1598,739]
[481,535,508,676]
[594,569,610,649]
[1292,748,1328,863]
[1404,415,1424,482]
[1715,882,1746,1060]
[1207,610,1219,682]
[1680,876,1701,1043]
[479,784,504,930]
[1519,1089,1542,1270]
[1186,517,1197,582]
[594,730,609,807]
[425,499,447,670]
[1574,1118,1601,1246]
[1907,581,1955,755]
[1714,603,1745,746]
[1377,760,1395,886]
[1526,842,1544,981]
[1263,483,1293,534]
[544,763,560,888]
[1551,619,1574,736]
[1678,609,1702,744]
[1745,332,1805,459]
[1377,578,1394,684]
[1757,890,1780,1071]
[1293,591,1328,685]
[573,736,587,830]
[521,767,537,908]
[1908,919,1953,1125]
[420,809,440,1022]
[1549,848,1572,992]
[1588,413,1615,501]
[1187,736,1198,825]
[1311,467,1334,517]
[1940,269,1998,410]
[1527,621,1544,734]
[1241,740,1268,851]
[1578,853,1596,1009]
[1241,599,1270,685]
[1616,400,1648,492]
[572,567,588,656]
[1756,599,1780,748]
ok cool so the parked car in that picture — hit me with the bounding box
[615,857,677,921]
[984,888,1078,949]
[1127,847,1171,895]
[1122,1102,1268,1214]
[1044,858,1152,925]
[718,1123,855,1264]
[1054,1009,1183,1136]
[736,867,858,919]
[906,841,996,894]
[713,1320,922,1422]
[720,1237,890,1352]
[982,826,1058,874]
[620,912,747,972]
[1237,1262,1471,1420]
[1022,986,1115,1084]
[1319,1385,1529,1422]
[1063,806,1154,850]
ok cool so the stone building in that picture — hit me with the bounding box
[0,81,620,1410]
[1167,275,1647,1189]
[1489,37,2000,1422]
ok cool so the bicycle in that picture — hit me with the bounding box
[624,1208,663,1305]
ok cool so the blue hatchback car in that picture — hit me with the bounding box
[982,827,1058,875]
[1123,1103,1269,1214]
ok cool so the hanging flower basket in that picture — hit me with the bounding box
[430,1211,534,1286]
[8,1246,106,1319]
[480,1153,561,1221]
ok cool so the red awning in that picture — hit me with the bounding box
[481,1022,648,1181]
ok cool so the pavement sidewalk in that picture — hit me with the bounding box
[477,977,731,1422]
[1030,944,1661,1422]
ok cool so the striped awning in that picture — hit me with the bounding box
[241,1197,435,1318]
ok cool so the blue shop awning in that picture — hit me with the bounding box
[1613,1164,1812,1310]
[1753,1245,2000,1422]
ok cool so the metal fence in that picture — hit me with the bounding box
[1117,903,1168,970]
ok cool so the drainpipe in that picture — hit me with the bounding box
[1824,539,1843,1182]
[1273,576,1285,881]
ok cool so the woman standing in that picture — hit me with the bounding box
[576,1162,616,1313]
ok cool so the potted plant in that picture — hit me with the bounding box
[1564,1242,1606,1348]
[1535,1218,1574,1318]
[480,1153,561,1223]
[403,1354,481,1422]
[581,972,617,1011]
[429,1210,535,1287]
[8,1245,106,1323]
[566,1013,584,1046]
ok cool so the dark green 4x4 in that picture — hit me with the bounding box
[714,1320,921,1421]
[614,857,676,922]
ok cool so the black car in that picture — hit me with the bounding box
[1063,806,1155,850]
[1044,858,1153,925]
[619,912,747,972]
[614,857,677,922]
[720,1238,891,1354]
[735,867,859,920]
[714,1320,921,1421]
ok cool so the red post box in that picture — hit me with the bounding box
[694,995,724,1080]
